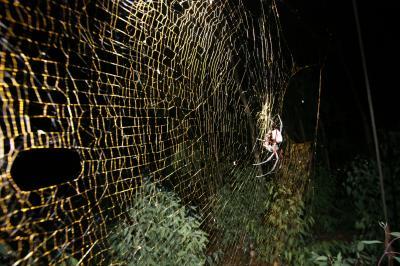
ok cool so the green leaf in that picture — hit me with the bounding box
[315,255,328,261]
[394,256,400,263]
[390,232,400,238]
[357,241,364,251]
[65,257,79,266]
[361,240,383,245]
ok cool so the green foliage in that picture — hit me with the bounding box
[294,160,384,265]
[306,240,376,265]
[302,153,397,265]
[307,134,400,266]
[214,168,268,249]
[214,167,312,264]
[306,229,400,265]
[309,167,345,234]
[108,181,208,265]
[0,238,81,265]
[208,132,400,265]
[0,242,16,265]
[270,161,382,265]
[344,132,400,237]
[59,256,79,266]
[310,252,352,266]
[344,158,383,238]
[263,185,314,263]
[360,226,400,265]
[206,250,224,265]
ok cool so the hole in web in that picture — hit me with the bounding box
[10,148,82,191]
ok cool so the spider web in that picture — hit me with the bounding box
[0,0,303,264]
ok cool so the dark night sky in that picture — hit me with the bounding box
[276,0,399,166]
[279,0,399,128]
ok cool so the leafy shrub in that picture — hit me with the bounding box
[109,181,208,265]
[308,148,400,265]
[214,168,268,250]
[309,167,344,234]
[306,239,376,265]
[344,132,400,238]
[213,167,312,264]
[344,158,383,238]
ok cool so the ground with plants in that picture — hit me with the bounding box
[104,132,400,265]
[206,131,400,265]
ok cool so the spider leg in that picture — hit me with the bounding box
[252,152,275,166]
[256,150,280,177]
[269,151,280,173]
[277,114,283,133]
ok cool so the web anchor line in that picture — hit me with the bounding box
[352,3,392,264]
[352,0,388,224]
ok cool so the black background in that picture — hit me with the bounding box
[276,0,399,167]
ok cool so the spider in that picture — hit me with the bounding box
[253,115,283,176]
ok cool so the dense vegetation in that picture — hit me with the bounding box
[207,132,399,265]
[106,132,399,265]
[108,182,208,265]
